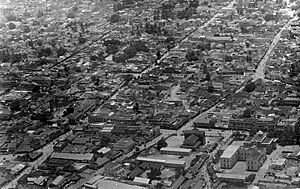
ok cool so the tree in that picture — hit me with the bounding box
[244,82,256,92]
[8,22,16,30]
[132,41,149,52]
[72,6,79,12]
[133,102,140,114]
[224,55,233,62]
[67,12,76,19]
[242,108,253,118]
[5,14,17,22]
[110,14,121,23]
[36,39,43,46]
[57,47,68,57]
[103,39,121,46]
[90,55,98,61]
[207,83,214,93]
[186,50,199,61]
[101,135,111,146]
[147,168,161,180]
[106,45,119,54]
[9,100,21,112]
[157,137,167,150]
[24,26,30,33]
[32,85,41,93]
[124,45,138,57]
[37,10,44,18]
[78,37,87,44]
[189,0,199,8]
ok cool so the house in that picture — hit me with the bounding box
[133,177,150,185]
[270,158,286,170]
[50,152,96,163]
[49,175,67,189]
[181,130,205,150]
[113,138,135,154]
[216,173,255,185]
[169,175,186,189]
[104,162,127,177]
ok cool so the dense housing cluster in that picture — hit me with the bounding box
[0,0,300,188]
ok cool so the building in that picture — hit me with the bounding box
[160,147,192,156]
[193,118,216,128]
[220,132,269,171]
[246,149,266,171]
[220,145,240,169]
[279,97,300,106]
[49,175,67,189]
[270,158,286,170]
[113,138,135,154]
[216,173,255,185]
[50,152,96,163]
[136,157,186,168]
[181,130,205,150]
[83,177,146,189]
[103,162,126,177]
[133,177,150,185]
[244,131,276,155]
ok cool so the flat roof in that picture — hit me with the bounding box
[133,177,150,184]
[272,158,286,165]
[220,145,240,159]
[95,179,146,189]
[51,152,94,161]
[137,157,186,165]
[160,147,192,153]
[216,173,248,180]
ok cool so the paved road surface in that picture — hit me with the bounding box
[253,18,296,81]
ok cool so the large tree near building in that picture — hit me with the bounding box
[147,168,162,180]
[157,137,167,150]
[244,82,256,92]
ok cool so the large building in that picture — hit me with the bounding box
[220,145,240,169]
[181,130,205,150]
[50,152,96,163]
[136,157,186,168]
[113,138,135,154]
[220,131,270,171]
[160,147,192,156]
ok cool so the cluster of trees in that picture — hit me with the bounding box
[157,137,167,150]
[185,41,211,61]
[177,6,196,20]
[67,11,76,19]
[267,128,298,146]
[145,22,163,35]
[147,168,162,180]
[104,38,121,55]
[289,62,300,77]
[8,22,16,30]
[242,108,254,118]
[110,14,121,23]
[186,49,200,61]
[37,47,52,58]
[113,40,149,63]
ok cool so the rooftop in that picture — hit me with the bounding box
[85,178,146,189]
[160,147,192,153]
[220,145,240,159]
[51,152,94,161]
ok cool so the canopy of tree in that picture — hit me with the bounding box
[244,82,256,92]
